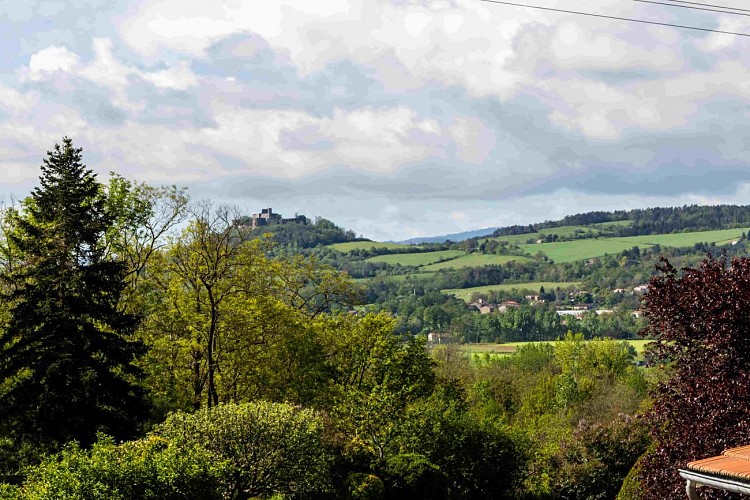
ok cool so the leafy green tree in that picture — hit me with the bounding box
[0,138,148,454]
[318,313,435,462]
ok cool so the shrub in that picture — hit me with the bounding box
[156,401,331,498]
[11,435,226,500]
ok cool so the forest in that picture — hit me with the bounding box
[1,139,749,499]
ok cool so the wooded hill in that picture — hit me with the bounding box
[265,204,750,343]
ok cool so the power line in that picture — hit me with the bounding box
[480,0,750,37]
[633,0,750,17]
[662,0,750,14]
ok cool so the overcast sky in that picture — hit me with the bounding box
[2,0,750,240]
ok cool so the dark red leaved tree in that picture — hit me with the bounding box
[639,255,750,499]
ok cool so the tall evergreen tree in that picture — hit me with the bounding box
[0,138,147,452]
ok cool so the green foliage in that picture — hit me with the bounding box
[381,453,449,499]
[0,138,148,455]
[9,435,226,500]
[553,416,651,500]
[156,401,331,498]
[392,387,526,498]
[343,473,385,500]
[321,313,436,462]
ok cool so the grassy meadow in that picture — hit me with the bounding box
[420,253,531,271]
[461,339,653,359]
[443,282,581,302]
[518,227,748,263]
[364,249,465,266]
[480,225,604,245]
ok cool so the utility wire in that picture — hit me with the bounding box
[632,0,750,17]
[662,0,750,14]
[480,0,750,37]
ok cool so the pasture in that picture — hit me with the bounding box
[365,249,465,267]
[442,281,581,302]
[420,253,531,271]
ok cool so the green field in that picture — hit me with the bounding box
[481,225,601,245]
[328,241,412,252]
[442,282,581,302]
[420,253,531,271]
[517,227,748,263]
[365,250,465,267]
[353,272,438,284]
[613,228,747,248]
[462,339,653,358]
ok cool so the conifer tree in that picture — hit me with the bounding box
[0,138,147,452]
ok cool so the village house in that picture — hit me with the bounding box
[478,305,495,315]
[427,332,454,344]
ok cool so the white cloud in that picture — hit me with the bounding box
[27,46,79,78]
[139,61,198,90]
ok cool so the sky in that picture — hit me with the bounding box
[2,0,750,241]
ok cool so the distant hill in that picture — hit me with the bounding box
[397,227,499,245]
[237,209,359,249]
[490,204,750,239]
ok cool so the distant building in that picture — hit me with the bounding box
[427,332,454,344]
[571,303,592,311]
[250,207,281,228]
[557,310,586,318]
[633,285,649,294]
[237,208,308,229]
[478,305,495,315]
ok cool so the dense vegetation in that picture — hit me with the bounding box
[0,139,747,498]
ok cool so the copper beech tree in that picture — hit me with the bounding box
[638,256,750,499]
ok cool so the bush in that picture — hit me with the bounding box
[156,401,331,498]
[10,435,226,500]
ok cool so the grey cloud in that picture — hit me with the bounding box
[126,82,217,128]
[278,126,333,151]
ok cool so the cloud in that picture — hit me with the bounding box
[3,0,750,240]
[27,45,79,78]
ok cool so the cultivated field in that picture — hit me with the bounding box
[442,281,581,302]
[420,253,531,271]
[365,249,465,267]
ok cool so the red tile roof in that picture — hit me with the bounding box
[687,445,750,481]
